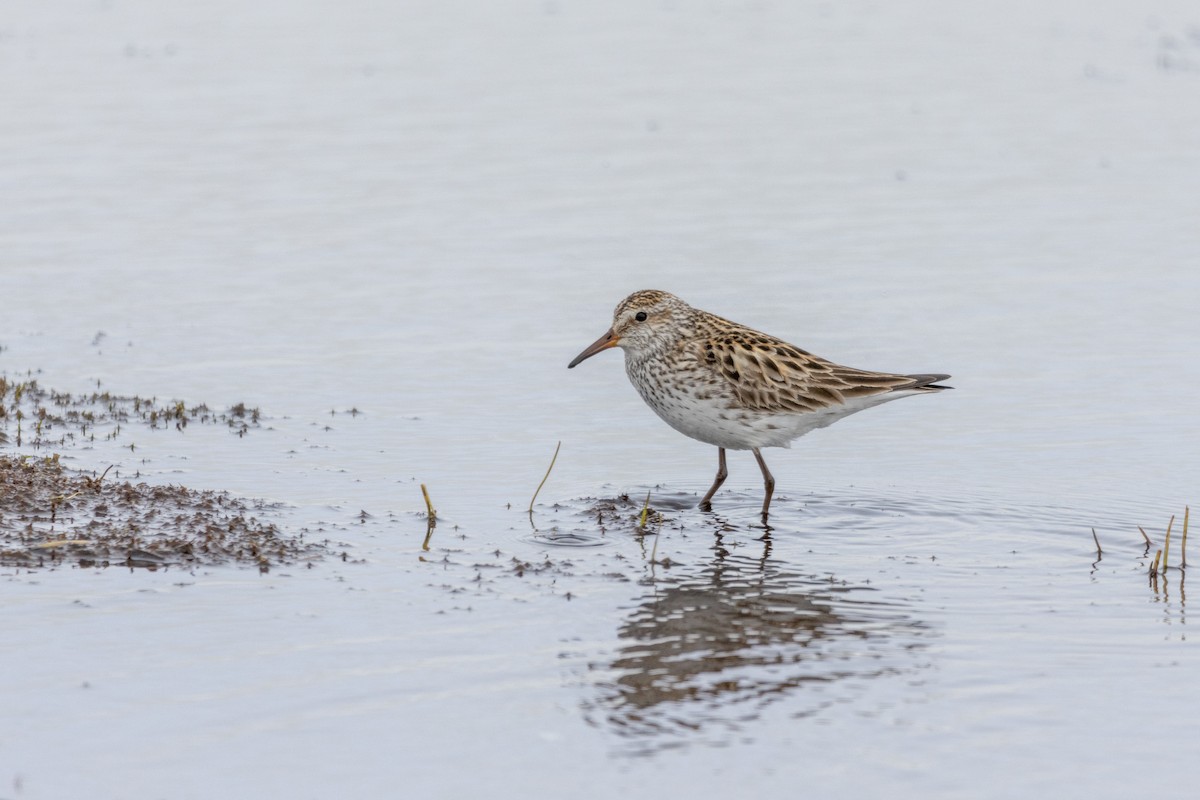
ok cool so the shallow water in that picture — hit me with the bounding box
[3,1,1200,797]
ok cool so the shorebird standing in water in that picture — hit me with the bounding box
[569,290,951,520]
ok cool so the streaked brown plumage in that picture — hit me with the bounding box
[569,290,951,520]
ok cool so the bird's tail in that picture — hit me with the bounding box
[904,373,953,391]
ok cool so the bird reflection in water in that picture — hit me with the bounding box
[583,531,931,751]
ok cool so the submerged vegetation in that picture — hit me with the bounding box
[0,376,335,572]
[0,454,335,571]
[421,483,437,551]
[1092,507,1190,590]
[1144,507,1189,588]
[0,376,261,448]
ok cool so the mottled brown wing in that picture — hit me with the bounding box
[695,327,919,413]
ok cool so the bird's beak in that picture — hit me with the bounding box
[568,328,620,368]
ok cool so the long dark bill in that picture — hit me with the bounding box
[567,328,620,368]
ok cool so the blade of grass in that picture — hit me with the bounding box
[1163,515,1175,572]
[527,441,561,513]
[421,483,436,521]
[1182,506,1189,568]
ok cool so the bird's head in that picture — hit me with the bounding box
[568,290,691,368]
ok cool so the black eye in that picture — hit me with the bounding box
[635,311,648,322]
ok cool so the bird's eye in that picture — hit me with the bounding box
[635,311,648,322]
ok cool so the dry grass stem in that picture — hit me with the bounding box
[1091,528,1103,558]
[421,483,436,520]
[1138,526,1153,546]
[1163,514,1175,572]
[639,490,651,529]
[1151,549,1162,576]
[527,441,561,513]
[1182,506,1190,568]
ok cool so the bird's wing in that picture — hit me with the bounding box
[694,328,921,413]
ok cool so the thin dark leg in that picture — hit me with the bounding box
[752,447,775,520]
[699,447,728,509]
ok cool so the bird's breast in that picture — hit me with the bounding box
[623,353,778,449]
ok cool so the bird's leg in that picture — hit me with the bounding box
[699,447,728,510]
[752,448,775,520]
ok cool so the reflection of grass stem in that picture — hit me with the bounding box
[527,441,561,513]
[420,484,437,551]
[1091,528,1102,558]
[641,491,662,565]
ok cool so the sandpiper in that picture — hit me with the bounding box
[568,290,950,520]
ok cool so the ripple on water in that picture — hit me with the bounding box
[539,481,1170,754]
[528,530,611,548]
[525,489,700,548]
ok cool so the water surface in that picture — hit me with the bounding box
[3,1,1199,797]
